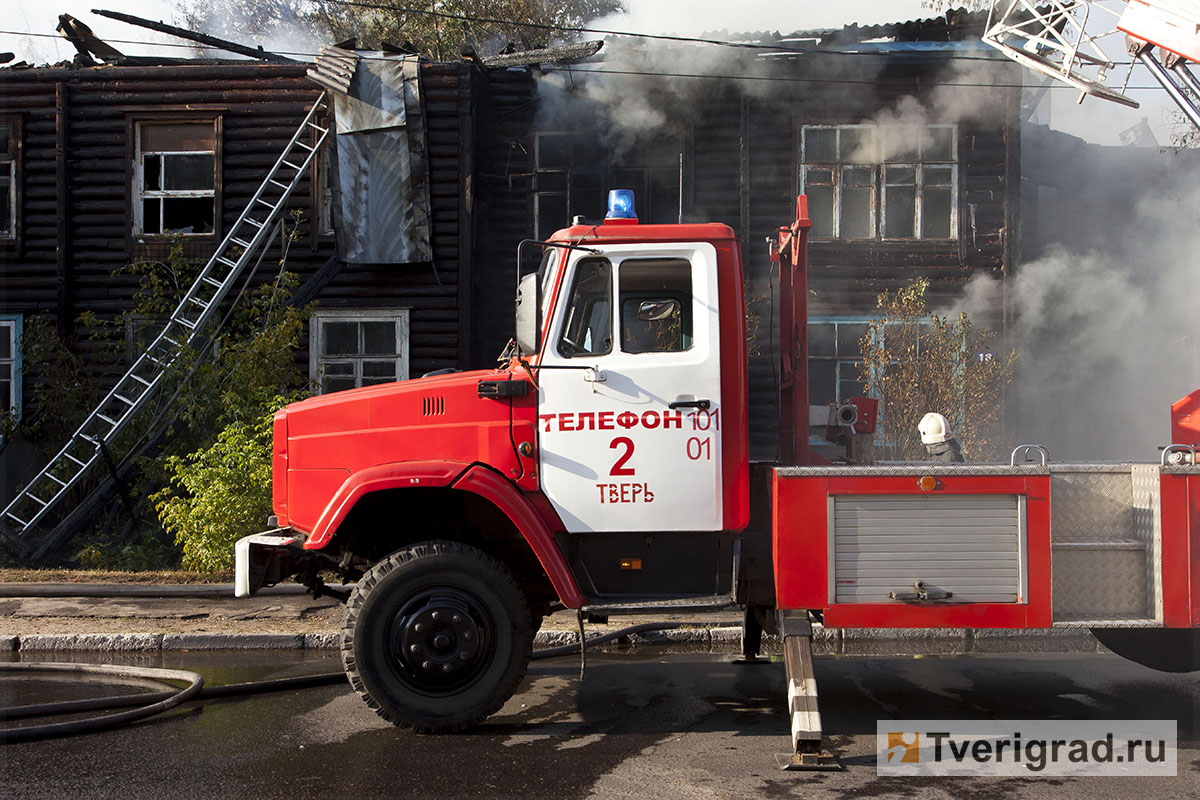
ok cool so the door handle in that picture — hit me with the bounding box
[669,398,711,410]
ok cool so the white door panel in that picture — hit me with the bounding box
[538,243,723,533]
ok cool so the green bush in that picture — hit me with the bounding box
[859,279,1018,461]
[153,402,284,571]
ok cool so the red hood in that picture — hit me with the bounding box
[275,367,535,532]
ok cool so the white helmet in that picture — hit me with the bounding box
[918,412,950,445]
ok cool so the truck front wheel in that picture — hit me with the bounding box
[341,540,533,732]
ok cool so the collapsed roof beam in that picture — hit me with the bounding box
[91,9,297,64]
[479,40,603,67]
[57,14,125,65]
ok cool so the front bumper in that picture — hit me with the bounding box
[234,530,306,598]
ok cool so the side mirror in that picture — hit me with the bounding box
[637,299,679,321]
[515,272,541,356]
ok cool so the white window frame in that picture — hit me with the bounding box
[309,309,411,394]
[800,123,958,241]
[0,315,22,419]
[133,119,218,237]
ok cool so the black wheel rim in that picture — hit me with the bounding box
[387,587,494,695]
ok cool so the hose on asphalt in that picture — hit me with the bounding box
[0,662,204,744]
[1,670,347,722]
[0,620,697,742]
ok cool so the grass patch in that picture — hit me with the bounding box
[0,568,233,584]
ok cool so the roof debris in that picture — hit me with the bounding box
[91,9,297,64]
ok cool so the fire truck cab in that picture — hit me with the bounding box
[237,190,755,733]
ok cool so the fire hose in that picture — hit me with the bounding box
[0,620,691,743]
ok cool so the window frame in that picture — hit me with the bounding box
[807,316,873,408]
[311,110,335,244]
[0,116,20,243]
[799,122,958,242]
[129,115,223,240]
[617,257,694,355]
[533,131,686,235]
[124,313,170,363]
[0,315,23,420]
[556,257,613,359]
[309,309,411,394]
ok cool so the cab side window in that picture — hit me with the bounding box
[558,259,612,357]
[619,259,692,354]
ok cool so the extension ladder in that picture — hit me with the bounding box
[1,96,331,544]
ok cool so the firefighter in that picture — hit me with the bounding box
[918,412,965,463]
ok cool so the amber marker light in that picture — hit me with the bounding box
[917,475,939,492]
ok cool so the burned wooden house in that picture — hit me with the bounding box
[472,9,1021,458]
[0,9,1020,507]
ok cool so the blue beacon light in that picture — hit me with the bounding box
[605,189,638,221]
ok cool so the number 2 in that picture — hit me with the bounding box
[609,437,636,476]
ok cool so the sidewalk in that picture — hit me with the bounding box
[0,583,1109,656]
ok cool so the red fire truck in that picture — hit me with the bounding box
[236,191,1200,768]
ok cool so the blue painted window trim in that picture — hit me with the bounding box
[0,313,21,419]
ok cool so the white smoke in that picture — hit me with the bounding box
[536,2,1200,462]
[591,0,932,39]
[949,146,1200,462]
[852,59,1013,161]
[0,2,184,64]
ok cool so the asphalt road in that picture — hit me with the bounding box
[1,650,1197,799]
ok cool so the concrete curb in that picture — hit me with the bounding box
[1,625,1105,654]
[18,633,165,651]
[0,583,311,598]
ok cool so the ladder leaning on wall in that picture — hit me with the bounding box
[0,95,331,556]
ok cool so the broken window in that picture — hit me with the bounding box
[800,124,957,241]
[0,122,16,240]
[310,310,410,394]
[124,314,171,362]
[0,315,21,420]
[534,132,683,238]
[135,121,217,236]
[312,114,335,238]
[808,319,870,406]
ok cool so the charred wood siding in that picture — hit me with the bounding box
[0,75,58,314]
[320,62,469,375]
[469,66,537,366]
[695,61,1019,460]
[464,57,1019,460]
[0,61,473,398]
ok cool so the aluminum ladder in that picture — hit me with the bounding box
[1,96,331,547]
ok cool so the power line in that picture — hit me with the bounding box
[0,28,242,54]
[309,0,1016,64]
[0,28,1171,92]
[533,63,1174,92]
[2,0,1136,70]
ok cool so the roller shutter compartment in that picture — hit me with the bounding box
[830,494,1025,604]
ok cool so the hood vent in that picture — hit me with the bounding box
[422,396,445,417]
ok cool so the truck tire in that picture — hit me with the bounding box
[341,540,533,732]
